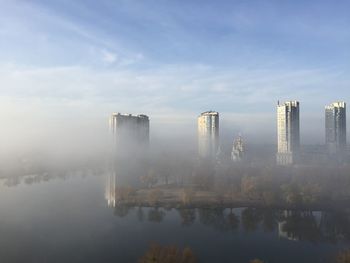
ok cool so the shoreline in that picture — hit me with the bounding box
[114,186,350,212]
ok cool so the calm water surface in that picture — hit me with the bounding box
[0,173,349,263]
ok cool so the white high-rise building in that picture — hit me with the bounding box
[276,101,300,165]
[325,102,346,156]
[231,136,244,162]
[109,113,149,156]
[107,113,150,205]
[197,111,219,159]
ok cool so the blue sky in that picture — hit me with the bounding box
[0,0,350,144]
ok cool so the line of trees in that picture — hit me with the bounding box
[137,160,350,208]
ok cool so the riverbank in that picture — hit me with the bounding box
[115,185,350,212]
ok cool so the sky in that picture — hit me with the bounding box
[0,0,350,148]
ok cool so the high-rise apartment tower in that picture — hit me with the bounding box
[231,135,244,162]
[325,102,346,157]
[197,111,219,159]
[276,101,300,165]
[109,113,149,155]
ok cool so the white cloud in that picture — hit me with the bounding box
[101,50,118,64]
[0,63,347,109]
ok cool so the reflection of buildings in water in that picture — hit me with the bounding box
[318,211,350,241]
[105,161,145,208]
[278,221,298,241]
[105,170,116,208]
[278,210,350,243]
[104,168,129,208]
[278,210,322,241]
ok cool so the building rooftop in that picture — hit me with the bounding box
[199,111,219,116]
[325,102,346,109]
[111,112,149,119]
[277,100,299,107]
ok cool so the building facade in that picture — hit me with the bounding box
[325,102,346,157]
[276,101,300,165]
[197,111,219,159]
[109,113,149,156]
[231,135,244,162]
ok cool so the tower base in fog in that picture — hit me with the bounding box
[276,152,293,165]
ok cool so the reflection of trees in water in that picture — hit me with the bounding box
[319,211,350,242]
[114,206,166,223]
[198,208,228,232]
[113,203,350,244]
[279,210,350,243]
[197,208,240,232]
[237,208,279,233]
[280,211,322,242]
[148,208,166,223]
[241,208,263,232]
[194,207,350,243]
[226,209,240,231]
[114,205,132,218]
[261,209,280,232]
[177,208,196,226]
[137,207,145,222]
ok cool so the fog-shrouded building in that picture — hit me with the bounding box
[198,111,219,159]
[107,113,150,207]
[276,101,300,165]
[231,135,244,162]
[109,113,149,156]
[325,102,346,157]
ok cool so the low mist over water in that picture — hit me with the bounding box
[1,173,350,263]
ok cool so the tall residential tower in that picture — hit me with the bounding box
[276,101,300,165]
[108,113,150,201]
[197,111,219,159]
[231,135,244,162]
[325,102,346,157]
[109,113,149,155]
